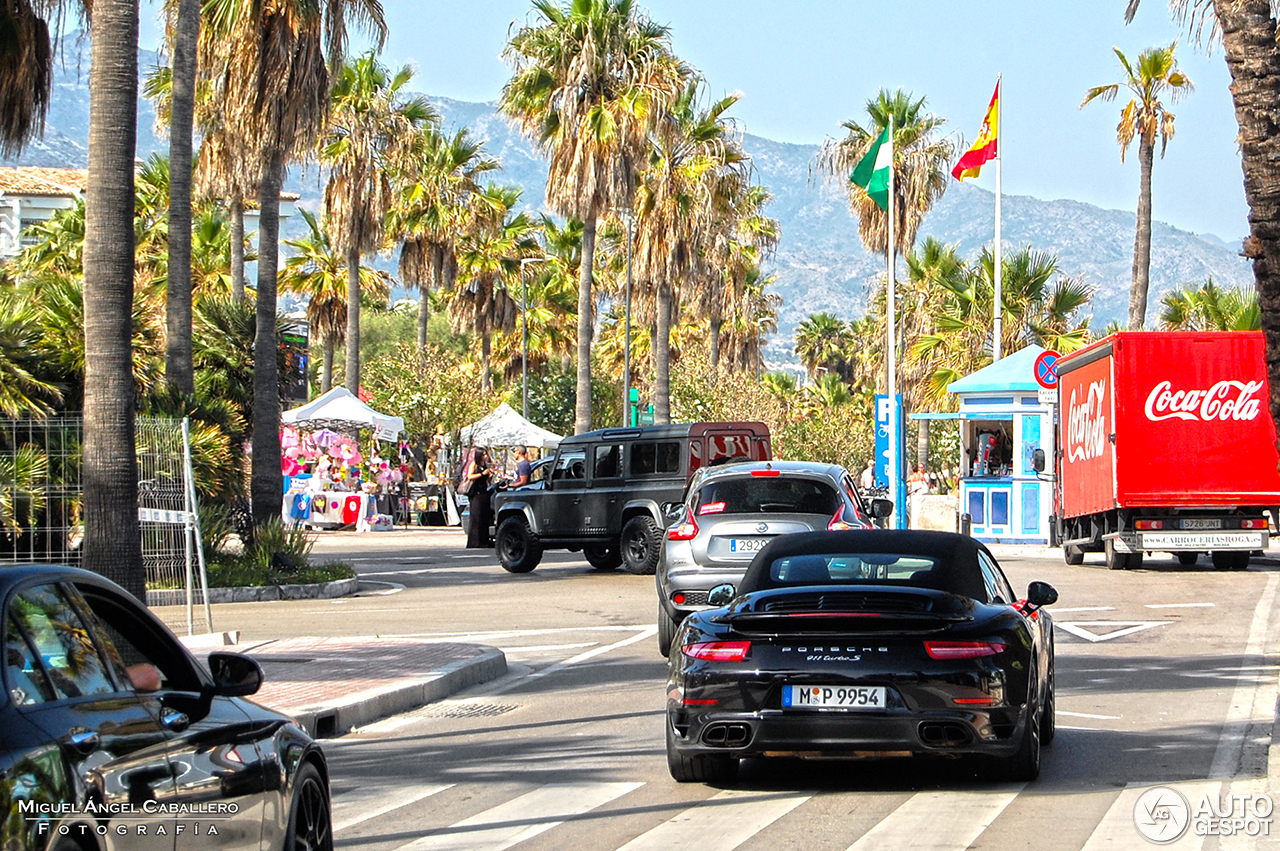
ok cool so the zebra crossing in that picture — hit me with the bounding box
[328,775,1275,850]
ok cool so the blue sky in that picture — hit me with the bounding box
[142,0,1249,242]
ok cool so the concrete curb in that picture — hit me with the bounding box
[281,646,507,738]
[146,576,358,607]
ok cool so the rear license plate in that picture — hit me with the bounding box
[783,685,886,710]
[729,538,768,554]
[1180,518,1221,530]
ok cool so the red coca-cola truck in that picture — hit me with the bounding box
[1040,331,1279,569]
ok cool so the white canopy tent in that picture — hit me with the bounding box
[282,387,405,440]
[460,403,562,450]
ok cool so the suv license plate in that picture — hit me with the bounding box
[729,538,769,554]
[783,685,886,710]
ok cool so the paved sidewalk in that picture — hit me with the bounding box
[199,637,506,738]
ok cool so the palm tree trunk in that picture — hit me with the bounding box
[164,0,199,395]
[708,316,723,379]
[250,148,284,528]
[654,280,672,424]
[575,209,597,434]
[1216,0,1280,457]
[230,198,246,302]
[82,0,144,598]
[417,283,429,349]
[917,418,929,470]
[418,245,441,349]
[345,248,361,394]
[1129,135,1155,330]
[321,337,335,393]
[481,332,492,391]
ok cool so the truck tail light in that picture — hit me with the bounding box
[924,640,1006,659]
[668,511,698,541]
[1240,519,1269,530]
[682,641,751,662]
[829,507,856,531]
[1134,519,1164,530]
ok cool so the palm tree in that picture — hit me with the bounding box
[0,0,63,157]
[200,0,387,527]
[719,265,780,378]
[817,89,955,260]
[0,293,62,416]
[501,0,685,434]
[794,312,853,382]
[1159,278,1260,331]
[321,52,436,395]
[392,127,500,348]
[279,209,393,391]
[702,184,778,377]
[82,0,145,596]
[1082,43,1192,330]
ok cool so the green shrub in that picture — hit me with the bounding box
[203,518,355,587]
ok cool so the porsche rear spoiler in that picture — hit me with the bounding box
[715,611,970,634]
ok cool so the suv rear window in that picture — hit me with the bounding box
[630,442,680,476]
[695,477,839,516]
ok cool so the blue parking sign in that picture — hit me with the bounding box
[874,394,903,490]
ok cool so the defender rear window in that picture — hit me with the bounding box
[630,441,680,476]
[695,478,840,516]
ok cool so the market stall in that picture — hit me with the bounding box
[279,388,407,530]
[460,403,563,450]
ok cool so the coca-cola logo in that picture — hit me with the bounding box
[1067,379,1108,463]
[1143,379,1264,422]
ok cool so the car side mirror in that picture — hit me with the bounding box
[870,499,893,519]
[663,502,685,522]
[1032,449,1046,473]
[207,652,264,697]
[707,583,735,607]
[1026,581,1058,609]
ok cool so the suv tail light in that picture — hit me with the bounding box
[924,640,1006,659]
[829,507,856,531]
[682,641,751,662]
[668,510,699,541]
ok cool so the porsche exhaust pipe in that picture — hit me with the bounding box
[918,722,972,747]
[702,722,752,747]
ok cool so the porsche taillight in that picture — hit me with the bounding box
[667,510,699,541]
[682,641,751,662]
[923,640,1006,659]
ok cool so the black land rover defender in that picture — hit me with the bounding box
[492,422,771,574]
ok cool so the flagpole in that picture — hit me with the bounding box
[886,114,901,530]
[993,74,1003,362]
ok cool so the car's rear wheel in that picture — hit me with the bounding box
[1177,551,1200,566]
[285,762,333,851]
[584,544,622,570]
[496,517,542,573]
[986,707,1040,782]
[1063,544,1084,566]
[1212,550,1250,571]
[657,605,678,657]
[666,720,738,784]
[621,516,662,575]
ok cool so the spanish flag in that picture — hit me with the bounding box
[952,81,999,181]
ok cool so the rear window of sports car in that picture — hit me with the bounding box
[765,553,984,599]
[696,478,839,516]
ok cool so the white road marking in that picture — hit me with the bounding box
[1210,572,1280,780]
[1081,780,1219,850]
[501,642,598,653]
[1052,606,1116,613]
[1055,621,1171,642]
[450,553,492,559]
[332,783,453,832]
[378,625,655,640]
[391,782,642,851]
[487,627,658,695]
[616,788,809,851]
[846,786,1022,851]
[360,566,496,576]
[1058,711,1122,720]
[1146,602,1216,609]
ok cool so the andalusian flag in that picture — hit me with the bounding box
[851,124,892,211]
[952,81,1000,181]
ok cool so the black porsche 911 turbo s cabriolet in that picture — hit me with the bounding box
[664,530,1057,784]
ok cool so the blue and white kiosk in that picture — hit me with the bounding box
[911,345,1055,545]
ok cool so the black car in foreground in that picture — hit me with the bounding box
[0,565,332,851]
[665,530,1057,784]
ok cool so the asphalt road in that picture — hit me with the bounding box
[206,531,1280,850]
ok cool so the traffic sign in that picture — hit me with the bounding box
[1034,350,1061,389]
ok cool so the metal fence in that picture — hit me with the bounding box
[0,416,212,634]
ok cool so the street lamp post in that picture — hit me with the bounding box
[519,258,546,420]
[622,210,633,427]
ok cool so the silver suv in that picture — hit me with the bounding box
[655,460,892,654]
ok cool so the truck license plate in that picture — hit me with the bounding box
[783,685,886,710]
[1180,518,1221,530]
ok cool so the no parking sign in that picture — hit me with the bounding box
[1034,350,1061,389]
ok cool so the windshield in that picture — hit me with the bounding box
[695,477,839,516]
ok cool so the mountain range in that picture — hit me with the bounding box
[7,37,1255,359]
